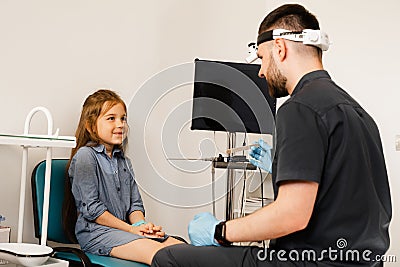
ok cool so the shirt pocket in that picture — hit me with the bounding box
[75,218,92,235]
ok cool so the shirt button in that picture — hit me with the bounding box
[82,203,86,206]
[117,187,120,191]
[124,168,127,172]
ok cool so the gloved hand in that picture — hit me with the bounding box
[249,139,272,172]
[188,212,221,246]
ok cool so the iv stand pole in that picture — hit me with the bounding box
[225,132,236,221]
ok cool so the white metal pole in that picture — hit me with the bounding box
[18,106,54,245]
[17,147,28,243]
[40,147,52,245]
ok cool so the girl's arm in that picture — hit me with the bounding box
[95,210,148,235]
[128,210,145,224]
[128,210,165,238]
[96,208,164,237]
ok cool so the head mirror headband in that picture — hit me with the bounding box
[246,29,331,63]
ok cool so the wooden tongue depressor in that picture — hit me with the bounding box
[226,143,260,154]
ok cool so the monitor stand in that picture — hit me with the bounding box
[226,132,236,221]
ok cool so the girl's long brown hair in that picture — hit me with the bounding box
[62,89,127,242]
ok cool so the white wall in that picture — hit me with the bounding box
[0,0,398,265]
[0,0,268,244]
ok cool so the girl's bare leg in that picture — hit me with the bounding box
[110,237,185,265]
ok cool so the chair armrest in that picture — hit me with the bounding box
[53,246,92,267]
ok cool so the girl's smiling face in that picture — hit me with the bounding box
[96,102,127,155]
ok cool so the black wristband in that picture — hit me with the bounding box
[214,221,232,246]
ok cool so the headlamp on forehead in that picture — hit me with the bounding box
[245,42,258,64]
[246,29,331,63]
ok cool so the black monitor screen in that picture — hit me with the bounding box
[191,59,276,134]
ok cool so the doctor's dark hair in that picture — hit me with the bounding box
[259,4,320,34]
[62,89,127,242]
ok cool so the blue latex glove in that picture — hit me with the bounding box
[188,212,221,246]
[249,139,272,172]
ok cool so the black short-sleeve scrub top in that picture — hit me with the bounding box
[270,70,392,262]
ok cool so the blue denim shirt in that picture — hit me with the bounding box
[69,144,145,252]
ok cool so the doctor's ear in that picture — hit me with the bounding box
[273,39,287,62]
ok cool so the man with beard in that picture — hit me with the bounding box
[151,4,392,267]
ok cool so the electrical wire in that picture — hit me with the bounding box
[239,132,248,218]
[242,132,247,156]
[211,161,216,216]
[239,170,247,218]
[259,167,266,249]
[260,168,264,207]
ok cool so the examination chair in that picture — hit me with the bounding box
[31,159,148,267]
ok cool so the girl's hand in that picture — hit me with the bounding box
[129,221,165,237]
[142,222,155,234]
[145,224,165,238]
[129,225,145,235]
[142,222,165,238]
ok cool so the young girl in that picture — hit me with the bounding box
[63,89,184,265]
